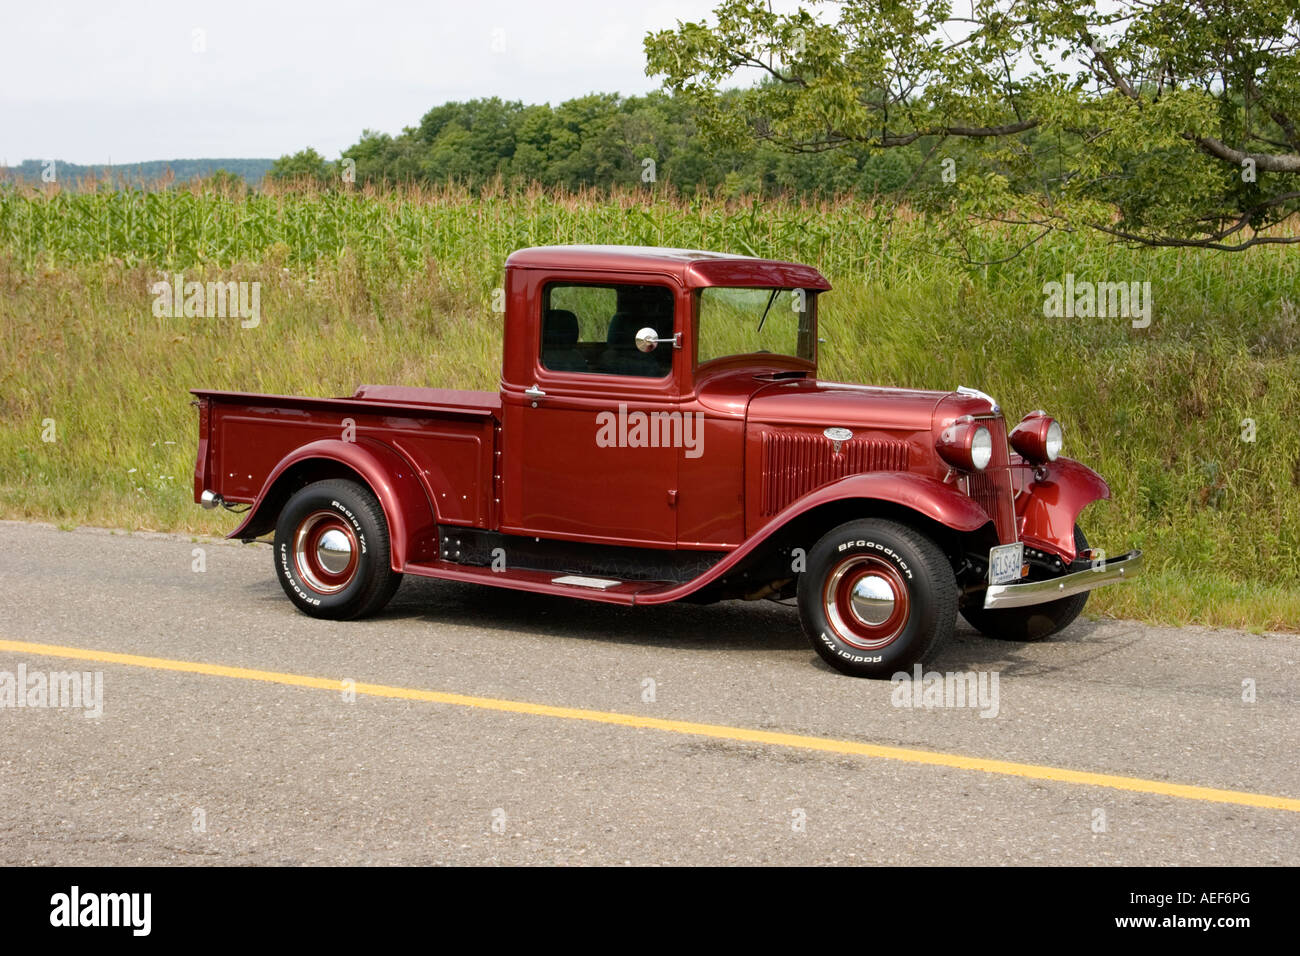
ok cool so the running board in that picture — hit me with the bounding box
[403,560,673,605]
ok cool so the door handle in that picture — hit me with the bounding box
[524,384,546,406]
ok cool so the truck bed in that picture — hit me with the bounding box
[192,386,499,528]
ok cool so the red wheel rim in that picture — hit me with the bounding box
[293,511,359,594]
[822,554,910,650]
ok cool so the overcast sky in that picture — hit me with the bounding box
[0,0,732,165]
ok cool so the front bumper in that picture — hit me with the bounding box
[983,550,1143,610]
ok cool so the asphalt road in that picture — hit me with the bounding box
[0,519,1296,865]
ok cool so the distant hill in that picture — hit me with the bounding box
[0,158,274,187]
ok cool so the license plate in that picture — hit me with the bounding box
[989,543,1024,585]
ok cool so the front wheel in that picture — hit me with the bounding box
[797,518,957,678]
[273,478,402,620]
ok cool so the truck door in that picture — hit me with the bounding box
[501,279,682,547]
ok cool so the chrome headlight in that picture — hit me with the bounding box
[1044,420,1064,461]
[1010,411,1064,464]
[937,421,992,472]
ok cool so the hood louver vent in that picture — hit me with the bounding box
[761,431,909,516]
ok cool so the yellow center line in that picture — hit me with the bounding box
[3,636,1297,814]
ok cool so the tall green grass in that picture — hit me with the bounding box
[2,183,1298,629]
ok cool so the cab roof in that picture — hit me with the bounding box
[504,244,831,291]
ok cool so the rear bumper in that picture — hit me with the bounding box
[983,550,1143,610]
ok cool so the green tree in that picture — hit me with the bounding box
[415,98,523,182]
[267,147,333,184]
[645,0,1300,249]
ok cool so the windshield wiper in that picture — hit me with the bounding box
[755,288,779,335]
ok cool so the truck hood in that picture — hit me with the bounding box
[746,379,997,431]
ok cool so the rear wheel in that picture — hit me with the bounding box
[273,478,402,620]
[797,518,957,678]
[960,526,1089,641]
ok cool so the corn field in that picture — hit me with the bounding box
[3,183,1296,307]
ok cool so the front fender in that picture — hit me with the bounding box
[1013,457,1110,562]
[227,438,439,571]
[637,471,991,605]
[794,471,994,534]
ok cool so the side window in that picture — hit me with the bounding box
[541,282,675,378]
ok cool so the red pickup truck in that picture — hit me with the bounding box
[192,245,1141,677]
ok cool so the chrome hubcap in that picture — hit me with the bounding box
[823,555,910,650]
[293,511,359,594]
[316,529,353,574]
[849,574,895,626]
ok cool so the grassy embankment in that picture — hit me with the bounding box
[1,182,1297,629]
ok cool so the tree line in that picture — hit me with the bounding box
[269,91,930,198]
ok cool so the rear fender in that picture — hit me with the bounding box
[227,438,438,571]
[1013,457,1110,562]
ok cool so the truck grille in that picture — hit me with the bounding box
[963,469,1017,544]
[761,432,909,516]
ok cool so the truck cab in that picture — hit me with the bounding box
[498,245,827,549]
[193,245,1142,677]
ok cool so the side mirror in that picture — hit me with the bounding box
[635,327,678,352]
[635,327,660,353]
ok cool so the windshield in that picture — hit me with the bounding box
[696,287,816,365]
